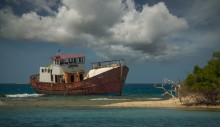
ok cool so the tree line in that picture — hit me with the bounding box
[155,52,220,105]
[179,52,220,105]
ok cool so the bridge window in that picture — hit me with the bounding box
[56,60,60,65]
[69,59,73,63]
[64,59,68,64]
[60,60,64,65]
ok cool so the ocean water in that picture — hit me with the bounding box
[0,83,169,107]
[0,83,220,127]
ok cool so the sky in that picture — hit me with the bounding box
[0,0,219,83]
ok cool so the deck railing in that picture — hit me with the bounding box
[91,59,125,69]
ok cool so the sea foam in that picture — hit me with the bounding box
[6,93,44,98]
[90,98,129,101]
[147,98,162,100]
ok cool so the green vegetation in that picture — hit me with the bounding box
[179,52,220,105]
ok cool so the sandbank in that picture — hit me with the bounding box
[102,99,220,109]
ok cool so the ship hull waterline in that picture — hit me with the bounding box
[30,66,129,95]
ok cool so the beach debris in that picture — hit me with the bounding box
[154,78,181,99]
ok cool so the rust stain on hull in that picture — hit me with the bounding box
[30,66,129,95]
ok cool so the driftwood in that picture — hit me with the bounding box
[154,78,181,99]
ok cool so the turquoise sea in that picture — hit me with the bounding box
[0,84,220,127]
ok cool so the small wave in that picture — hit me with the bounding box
[147,98,162,100]
[6,93,44,98]
[90,98,129,101]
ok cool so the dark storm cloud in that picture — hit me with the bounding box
[129,41,166,55]
[180,0,220,53]
[0,0,61,16]
[66,0,124,37]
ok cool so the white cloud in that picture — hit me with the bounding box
[110,2,187,44]
[107,2,187,61]
[0,0,188,62]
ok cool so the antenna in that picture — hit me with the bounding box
[57,49,61,55]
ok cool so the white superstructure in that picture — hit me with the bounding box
[39,53,85,83]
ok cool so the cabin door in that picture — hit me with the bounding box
[80,74,84,81]
[55,75,58,83]
[70,75,74,83]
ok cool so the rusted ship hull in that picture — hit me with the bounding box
[30,66,129,95]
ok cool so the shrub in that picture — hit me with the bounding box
[180,52,220,105]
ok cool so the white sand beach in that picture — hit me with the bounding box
[102,99,220,109]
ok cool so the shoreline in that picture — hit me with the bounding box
[1,98,220,109]
[101,99,220,109]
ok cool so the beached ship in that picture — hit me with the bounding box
[30,53,129,95]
